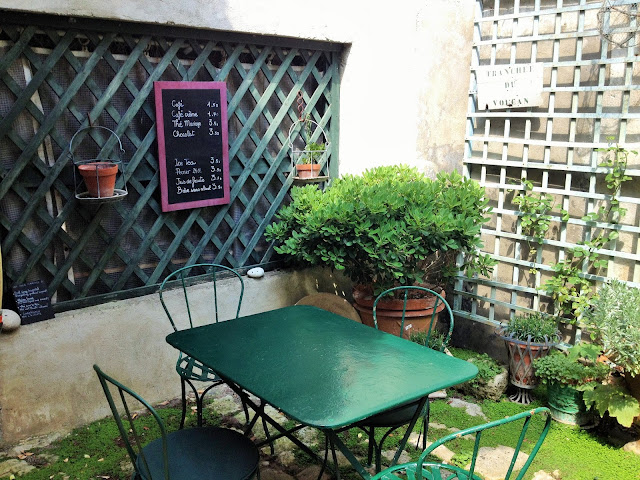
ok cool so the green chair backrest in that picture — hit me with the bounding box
[381,407,551,480]
[158,263,244,332]
[372,286,454,352]
[94,364,170,480]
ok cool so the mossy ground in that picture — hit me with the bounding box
[2,389,639,480]
[1,385,638,479]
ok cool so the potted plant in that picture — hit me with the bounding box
[264,165,495,335]
[533,343,610,425]
[294,141,325,179]
[496,312,560,401]
[583,279,640,427]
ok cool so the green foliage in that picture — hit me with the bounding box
[498,312,559,343]
[507,144,636,322]
[299,141,325,164]
[542,144,635,321]
[265,165,494,295]
[582,383,640,428]
[586,279,640,376]
[597,143,635,223]
[409,329,448,351]
[450,347,503,385]
[533,344,610,386]
[512,179,554,252]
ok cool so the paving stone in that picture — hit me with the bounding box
[264,405,290,425]
[276,449,297,467]
[623,439,640,456]
[429,389,447,399]
[1,433,62,457]
[0,459,35,477]
[531,470,559,480]
[382,449,411,464]
[448,398,488,419]
[471,445,528,480]
[297,426,321,447]
[210,394,246,416]
[274,437,297,459]
[260,467,297,480]
[295,465,331,480]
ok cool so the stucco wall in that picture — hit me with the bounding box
[0,0,475,175]
[0,0,476,443]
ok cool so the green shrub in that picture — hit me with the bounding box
[498,312,559,343]
[265,165,493,295]
[586,279,640,376]
[533,345,610,386]
[450,347,503,385]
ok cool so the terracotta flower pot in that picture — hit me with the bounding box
[295,163,322,179]
[352,284,446,337]
[78,162,118,197]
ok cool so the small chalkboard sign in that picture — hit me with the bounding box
[154,81,230,212]
[12,280,55,324]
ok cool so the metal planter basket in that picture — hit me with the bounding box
[497,326,558,404]
[287,119,330,184]
[70,126,128,202]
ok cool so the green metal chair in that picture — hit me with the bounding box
[94,365,260,480]
[159,263,247,429]
[371,407,552,480]
[352,286,454,472]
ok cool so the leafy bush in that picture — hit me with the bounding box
[582,382,640,428]
[586,279,640,376]
[265,165,494,295]
[498,312,560,343]
[450,347,503,385]
[533,344,609,386]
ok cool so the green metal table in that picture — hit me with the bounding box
[166,305,478,479]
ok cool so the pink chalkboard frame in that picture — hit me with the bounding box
[154,81,230,212]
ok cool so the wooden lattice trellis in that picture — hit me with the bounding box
[456,0,640,328]
[0,12,341,311]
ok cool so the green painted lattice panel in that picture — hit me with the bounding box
[0,12,342,311]
[457,0,640,327]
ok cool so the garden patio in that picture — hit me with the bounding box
[1,0,640,479]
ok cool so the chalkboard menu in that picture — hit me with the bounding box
[12,280,55,324]
[154,81,230,212]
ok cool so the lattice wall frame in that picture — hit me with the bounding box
[455,0,640,326]
[0,12,342,311]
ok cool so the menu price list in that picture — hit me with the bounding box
[12,279,55,324]
[154,82,230,212]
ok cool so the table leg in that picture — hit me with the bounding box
[324,429,371,480]
[223,379,335,471]
[390,397,428,467]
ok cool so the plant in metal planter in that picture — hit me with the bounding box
[265,165,495,333]
[496,312,560,404]
[534,343,610,425]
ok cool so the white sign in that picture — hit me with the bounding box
[476,63,544,110]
